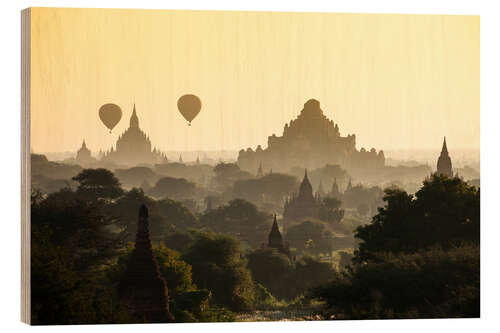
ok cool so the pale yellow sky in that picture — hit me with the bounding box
[30,8,479,153]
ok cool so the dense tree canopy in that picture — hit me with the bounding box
[106,188,198,242]
[246,248,294,300]
[199,199,271,247]
[354,174,480,263]
[72,168,124,200]
[342,184,383,212]
[149,176,196,200]
[318,197,345,225]
[31,189,129,324]
[31,188,125,271]
[114,166,158,189]
[232,173,299,209]
[181,233,255,311]
[213,162,252,192]
[311,174,480,320]
[247,248,335,301]
[285,220,335,255]
[313,245,479,319]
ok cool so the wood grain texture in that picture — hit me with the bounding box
[21,7,31,325]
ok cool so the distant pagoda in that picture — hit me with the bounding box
[283,169,321,231]
[74,139,96,165]
[437,137,453,177]
[330,178,341,198]
[118,204,174,323]
[102,104,168,166]
[237,99,385,173]
[268,214,290,257]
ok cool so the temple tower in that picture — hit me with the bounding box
[268,215,284,249]
[130,104,139,128]
[298,169,314,202]
[119,205,174,323]
[330,178,340,198]
[437,137,453,177]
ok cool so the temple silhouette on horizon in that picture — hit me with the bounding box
[237,99,385,173]
[101,104,168,166]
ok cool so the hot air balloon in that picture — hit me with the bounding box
[99,103,122,133]
[177,94,201,126]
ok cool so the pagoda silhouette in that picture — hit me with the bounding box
[118,204,174,323]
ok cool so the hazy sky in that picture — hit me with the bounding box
[30,8,479,153]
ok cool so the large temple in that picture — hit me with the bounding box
[237,99,385,173]
[102,104,168,166]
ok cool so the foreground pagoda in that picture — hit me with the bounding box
[118,204,174,323]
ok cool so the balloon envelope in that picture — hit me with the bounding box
[99,103,122,132]
[177,94,201,125]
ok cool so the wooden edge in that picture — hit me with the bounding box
[21,7,31,325]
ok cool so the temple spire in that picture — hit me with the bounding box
[298,168,314,201]
[346,178,353,192]
[130,103,139,128]
[331,178,340,198]
[441,136,448,155]
[437,136,453,177]
[268,214,284,249]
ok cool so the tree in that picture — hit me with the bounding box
[154,244,197,295]
[72,168,124,200]
[156,198,199,230]
[232,173,299,209]
[30,190,130,324]
[199,199,271,247]
[107,188,198,242]
[285,220,334,255]
[31,188,125,272]
[246,248,294,300]
[354,174,480,263]
[312,245,479,319]
[213,162,252,191]
[114,166,158,189]
[111,242,223,323]
[293,256,336,297]
[162,228,199,253]
[149,177,196,200]
[318,197,345,224]
[342,184,383,211]
[181,233,255,311]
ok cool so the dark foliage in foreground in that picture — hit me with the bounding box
[312,245,479,319]
[311,175,480,319]
[247,248,335,301]
[354,174,480,263]
[181,232,255,311]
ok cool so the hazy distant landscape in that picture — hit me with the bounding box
[28,8,479,325]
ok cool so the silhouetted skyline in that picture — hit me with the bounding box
[30,8,479,153]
